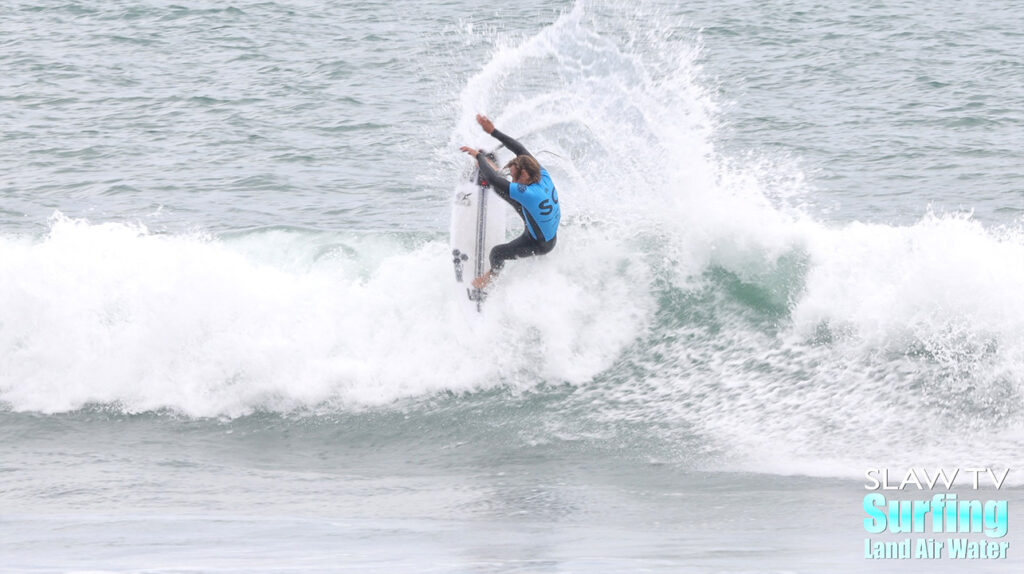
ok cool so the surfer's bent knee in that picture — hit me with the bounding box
[489,234,557,274]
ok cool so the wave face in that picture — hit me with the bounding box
[2,1,1022,479]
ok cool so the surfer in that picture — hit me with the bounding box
[460,114,561,290]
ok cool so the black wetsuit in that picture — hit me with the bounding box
[475,130,558,273]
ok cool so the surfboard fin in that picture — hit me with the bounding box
[466,288,487,313]
[467,288,489,314]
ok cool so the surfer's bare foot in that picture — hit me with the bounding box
[472,271,493,290]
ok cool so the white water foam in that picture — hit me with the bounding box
[0,212,649,417]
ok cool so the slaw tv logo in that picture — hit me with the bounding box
[863,468,1010,560]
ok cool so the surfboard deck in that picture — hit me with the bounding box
[450,153,506,312]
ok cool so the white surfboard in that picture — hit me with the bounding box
[450,155,507,312]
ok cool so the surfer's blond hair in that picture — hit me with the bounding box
[506,155,541,185]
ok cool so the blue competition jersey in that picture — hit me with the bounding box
[509,168,561,242]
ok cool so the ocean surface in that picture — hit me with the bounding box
[2,1,1023,572]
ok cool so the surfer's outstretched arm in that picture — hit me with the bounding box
[474,114,533,158]
[489,129,532,159]
[475,154,511,198]
[459,145,513,201]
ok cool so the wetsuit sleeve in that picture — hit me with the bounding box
[476,153,512,200]
[490,129,532,158]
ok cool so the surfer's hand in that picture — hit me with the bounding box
[475,114,495,134]
[459,146,480,158]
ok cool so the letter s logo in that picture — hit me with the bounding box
[539,200,552,216]
[539,188,558,216]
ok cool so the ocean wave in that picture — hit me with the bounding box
[2,0,1021,479]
